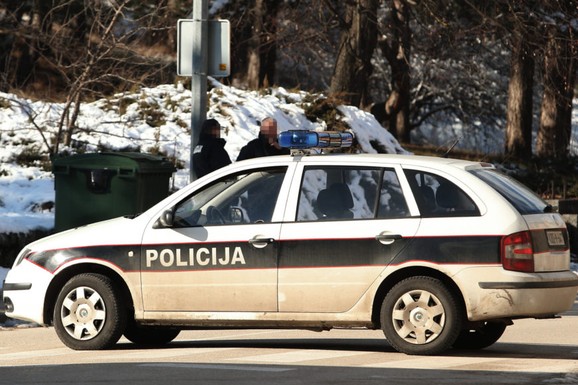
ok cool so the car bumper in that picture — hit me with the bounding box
[2,260,52,325]
[455,266,578,321]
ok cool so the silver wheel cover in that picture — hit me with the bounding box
[391,289,446,345]
[60,286,106,341]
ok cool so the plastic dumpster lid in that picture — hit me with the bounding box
[51,152,176,173]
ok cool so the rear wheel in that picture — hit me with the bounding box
[53,273,126,350]
[453,322,507,350]
[381,276,462,355]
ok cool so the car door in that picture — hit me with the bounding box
[278,163,421,313]
[140,166,289,312]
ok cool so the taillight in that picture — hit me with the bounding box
[501,231,534,272]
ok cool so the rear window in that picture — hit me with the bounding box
[469,169,550,215]
[404,169,480,217]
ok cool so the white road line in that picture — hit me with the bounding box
[365,356,504,369]
[232,349,369,363]
[0,348,72,362]
[87,347,240,362]
[140,363,293,372]
[365,356,578,374]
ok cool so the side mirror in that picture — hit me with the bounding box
[154,209,175,228]
[229,207,244,224]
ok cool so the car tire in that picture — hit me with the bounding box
[53,273,126,350]
[452,322,507,350]
[124,320,181,346]
[381,276,462,355]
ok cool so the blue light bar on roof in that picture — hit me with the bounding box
[278,130,353,149]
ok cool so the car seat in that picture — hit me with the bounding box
[316,183,354,219]
[436,182,459,210]
[417,185,437,215]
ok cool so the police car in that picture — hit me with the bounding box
[4,130,578,355]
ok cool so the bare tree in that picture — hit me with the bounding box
[461,0,576,159]
[505,7,536,159]
[246,0,281,88]
[376,0,413,143]
[535,5,577,159]
[0,0,178,154]
[328,0,379,107]
[56,1,130,153]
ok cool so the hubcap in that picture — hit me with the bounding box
[410,307,428,326]
[60,286,106,341]
[391,289,446,345]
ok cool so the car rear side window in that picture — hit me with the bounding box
[404,169,480,217]
[296,166,410,221]
[469,168,549,215]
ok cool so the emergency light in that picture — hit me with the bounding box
[278,130,353,149]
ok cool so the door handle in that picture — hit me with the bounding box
[248,236,275,249]
[375,232,402,245]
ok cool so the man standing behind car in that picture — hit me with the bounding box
[192,118,232,178]
[237,117,290,160]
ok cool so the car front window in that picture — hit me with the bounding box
[173,167,287,227]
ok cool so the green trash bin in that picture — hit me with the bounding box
[52,152,176,232]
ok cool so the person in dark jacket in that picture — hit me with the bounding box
[236,117,290,161]
[192,118,231,178]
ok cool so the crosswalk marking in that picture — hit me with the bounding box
[140,363,293,372]
[364,355,578,374]
[233,349,371,363]
[0,348,71,362]
[100,347,239,361]
[1,343,577,377]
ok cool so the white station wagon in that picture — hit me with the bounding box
[4,131,578,355]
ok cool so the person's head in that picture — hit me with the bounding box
[260,117,278,145]
[201,118,221,138]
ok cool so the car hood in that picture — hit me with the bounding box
[26,216,144,252]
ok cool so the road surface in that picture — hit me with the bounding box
[1,304,577,385]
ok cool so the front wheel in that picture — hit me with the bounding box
[53,273,126,350]
[381,276,462,355]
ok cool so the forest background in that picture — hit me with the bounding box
[0,0,576,196]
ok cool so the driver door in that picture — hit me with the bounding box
[140,166,288,312]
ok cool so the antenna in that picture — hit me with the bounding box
[442,138,460,158]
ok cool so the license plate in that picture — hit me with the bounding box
[546,230,565,246]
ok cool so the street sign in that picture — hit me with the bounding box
[177,19,230,77]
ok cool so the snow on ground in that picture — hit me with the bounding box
[0,79,407,236]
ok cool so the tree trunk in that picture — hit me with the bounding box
[505,24,535,159]
[259,0,280,87]
[378,0,411,143]
[536,23,575,159]
[329,0,379,107]
[247,0,264,89]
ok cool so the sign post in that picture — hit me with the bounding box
[177,3,230,182]
[189,1,208,182]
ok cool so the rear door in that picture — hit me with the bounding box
[277,162,421,313]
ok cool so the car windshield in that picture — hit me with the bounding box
[469,168,549,215]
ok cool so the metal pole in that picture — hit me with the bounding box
[190,0,209,182]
